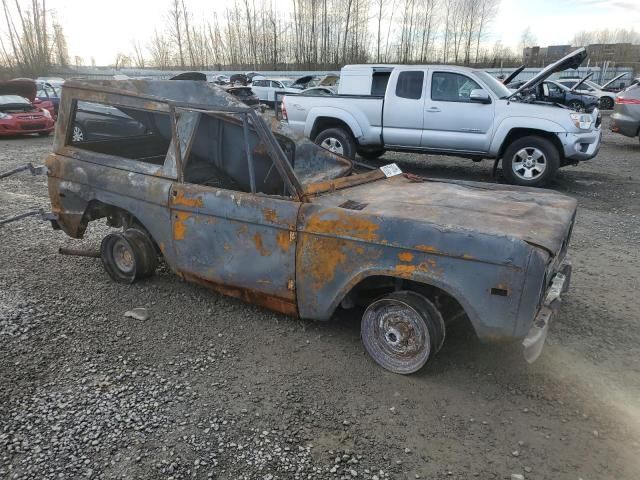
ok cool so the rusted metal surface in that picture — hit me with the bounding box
[44,78,578,345]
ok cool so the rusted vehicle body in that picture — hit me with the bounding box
[44,79,576,373]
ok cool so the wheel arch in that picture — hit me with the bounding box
[325,270,481,334]
[306,109,363,141]
[497,127,564,161]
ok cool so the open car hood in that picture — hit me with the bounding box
[508,48,587,99]
[0,78,36,102]
[600,72,628,90]
[569,72,594,92]
[502,65,525,85]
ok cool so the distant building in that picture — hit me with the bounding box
[523,42,640,67]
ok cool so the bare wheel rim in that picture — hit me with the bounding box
[511,147,547,181]
[72,125,84,142]
[362,298,431,373]
[320,137,344,155]
[112,238,135,273]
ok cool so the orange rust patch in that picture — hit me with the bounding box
[158,242,165,253]
[276,231,291,253]
[301,236,348,289]
[223,243,231,251]
[306,211,380,242]
[263,208,278,223]
[173,211,192,240]
[415,245,438,253]
[398,252,414,262]
[395,264,417,275]
[173,189,204,208]
[252,233,270,256]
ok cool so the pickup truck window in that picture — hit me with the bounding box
[396,71,424,100]
[372,72,391,96]
[431,72,481,103]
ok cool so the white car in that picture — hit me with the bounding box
[557,73,627,110]
[250,78,299,105]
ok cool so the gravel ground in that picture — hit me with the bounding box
[1,119,639,480]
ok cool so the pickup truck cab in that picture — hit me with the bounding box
[283,48,602,187]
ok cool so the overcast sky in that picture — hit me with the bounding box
[37,0,640,65]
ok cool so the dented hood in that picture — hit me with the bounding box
[0,78,36,102]
[306,175,577,256]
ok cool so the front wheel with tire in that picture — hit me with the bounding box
[100,229,157,284]
[567,100,584,111]
[72,123,86,142]
[361,291,445,374]
[502,136,560,187]
[314,128,357,159]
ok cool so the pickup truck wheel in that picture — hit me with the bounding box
[361,291,445,374]
[315,128,356,159]
[100,230,157,283]
[357,148,386,160]
[502,136,560,187]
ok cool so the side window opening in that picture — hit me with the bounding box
[68,101,171,165]
[181,111,290,197]
[371,72,391,96]
[431,72,482,103]
[395,71,424,100]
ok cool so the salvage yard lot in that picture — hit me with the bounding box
[1,119,639,479]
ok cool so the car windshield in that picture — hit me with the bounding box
[473,71,511,98]
[279,80,293,87]
[0,95,30,105]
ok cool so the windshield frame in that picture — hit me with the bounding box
[473,71,511,99]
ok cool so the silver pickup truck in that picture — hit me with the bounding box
[283,48,602,187]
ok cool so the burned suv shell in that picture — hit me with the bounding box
[46,80,576,373]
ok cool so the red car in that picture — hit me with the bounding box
[0,79,55,137]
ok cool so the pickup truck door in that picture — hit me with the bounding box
[382,69,427,147]
[421,71,495,153]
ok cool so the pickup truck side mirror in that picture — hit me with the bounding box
[469,89,491,104]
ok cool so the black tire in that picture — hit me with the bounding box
[123,229,158,278]
[599,96,614,110]
[361,290,445,374]
[357,148,386,160]
[100,230,157,284]
[314,127,357,159]
[567,100,584,111]
[502,136,560,187]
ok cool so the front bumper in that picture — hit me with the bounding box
[0,121,55,136]
[522,258,572,363]
[558,128,602,162]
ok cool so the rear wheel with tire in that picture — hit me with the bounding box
[100,229,157,284]
[502,136,560,187]
[357,148,386,160]
[361,291,445,374]
[314,128,357,159]
[599,96,614,110]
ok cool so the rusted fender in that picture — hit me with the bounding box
[295,204,546,341]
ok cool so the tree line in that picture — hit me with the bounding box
[0,0,69,77]
[130,0,511,71]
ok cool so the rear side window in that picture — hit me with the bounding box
[395,71,424,100]
[431,72,482,102]
[68,101,170,165]
[371,72,391,96]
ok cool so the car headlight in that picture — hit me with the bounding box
[570,112,593,130]
[0,112,12,120]
[42,109,52,119]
